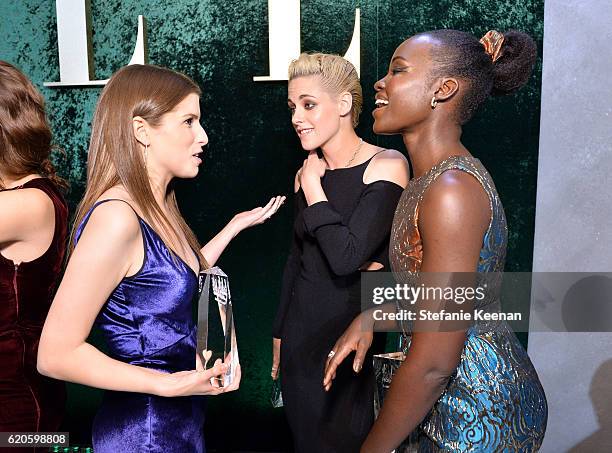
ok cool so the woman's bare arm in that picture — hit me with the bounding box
[201,195,284,267]
[38,201,229,397]
[360,170,490,452]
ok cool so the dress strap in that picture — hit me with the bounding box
[371,148,388,158]
[74,198,141,246]
[363,148,388,167]
[1,177,49,192]
[362,148,392,183]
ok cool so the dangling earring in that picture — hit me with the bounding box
[431,96,438,109]
[144,143,149,165]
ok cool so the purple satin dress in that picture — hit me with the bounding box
[74,199,205,453]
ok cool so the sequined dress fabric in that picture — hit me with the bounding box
[389,156,547,452]
[74,199,205,453]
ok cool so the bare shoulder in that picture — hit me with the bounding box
[0,186,54,212]
[363,148,410,188]
[82,198,141,246]
[420,169,490,233]
[417,169,491,272]
[98,186,133,204]
[65,198,143,293]
[0,187,54,228]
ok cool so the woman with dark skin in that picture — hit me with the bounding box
[324,30,547,452]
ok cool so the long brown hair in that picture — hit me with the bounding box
[0,61,68,190]
[70,64,208,269]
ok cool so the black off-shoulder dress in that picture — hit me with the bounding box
[274,153,404,453]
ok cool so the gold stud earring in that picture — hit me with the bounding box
[431,96,438,109]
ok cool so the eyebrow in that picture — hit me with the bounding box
[181,113,200,119]
[287,94,318,102]
[391,56,409,64]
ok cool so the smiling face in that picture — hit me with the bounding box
[287,75,344,151]
[372,35,439,135]
[147,93,209,179]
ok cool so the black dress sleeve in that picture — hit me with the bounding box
[272,192,304,339]
[302,181,403,276]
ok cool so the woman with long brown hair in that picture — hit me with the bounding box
[0,61,69,437]
[37,64,283,452]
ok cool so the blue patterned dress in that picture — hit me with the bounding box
[389,156,547,452]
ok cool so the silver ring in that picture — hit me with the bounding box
[327,350,336,358]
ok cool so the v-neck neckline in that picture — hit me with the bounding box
[138,218,200,279]
[92,199,200,278]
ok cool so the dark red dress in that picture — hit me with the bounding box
[0,178,68,441]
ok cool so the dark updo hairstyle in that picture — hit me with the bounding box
[423,29,537,124]
[0,61,68,190]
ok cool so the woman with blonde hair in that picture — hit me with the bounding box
[38,64,284,452]
[272,53,409,452]
[0,61,69,436]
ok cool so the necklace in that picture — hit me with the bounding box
[344,138,364,167]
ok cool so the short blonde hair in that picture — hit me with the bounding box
[288,53,362,128]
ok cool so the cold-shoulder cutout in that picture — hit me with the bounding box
[363,148,409,188]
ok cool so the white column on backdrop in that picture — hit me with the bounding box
[44,0,146,87]
[253,0,360,81]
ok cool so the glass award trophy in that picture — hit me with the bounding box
[196,266,239,387]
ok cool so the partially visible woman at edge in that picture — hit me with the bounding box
[272,53,409,452]
[37,64,284,453]
[324,30,548,452]
[0,61,69,440]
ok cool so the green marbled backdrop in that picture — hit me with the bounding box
[0,0,543,450]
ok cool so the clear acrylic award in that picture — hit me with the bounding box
[196,266,239,387]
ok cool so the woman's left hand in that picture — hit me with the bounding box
[231,195,285,233]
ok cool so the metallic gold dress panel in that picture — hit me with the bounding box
[389,156,547,452]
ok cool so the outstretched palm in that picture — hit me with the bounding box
[232,195,285,231]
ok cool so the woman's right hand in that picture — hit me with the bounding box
[159,358,241,397]
[323,311,374,391]
[271,337,281,380]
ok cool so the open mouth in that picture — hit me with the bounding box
[297,128,314,136]
[375,99,389,108]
